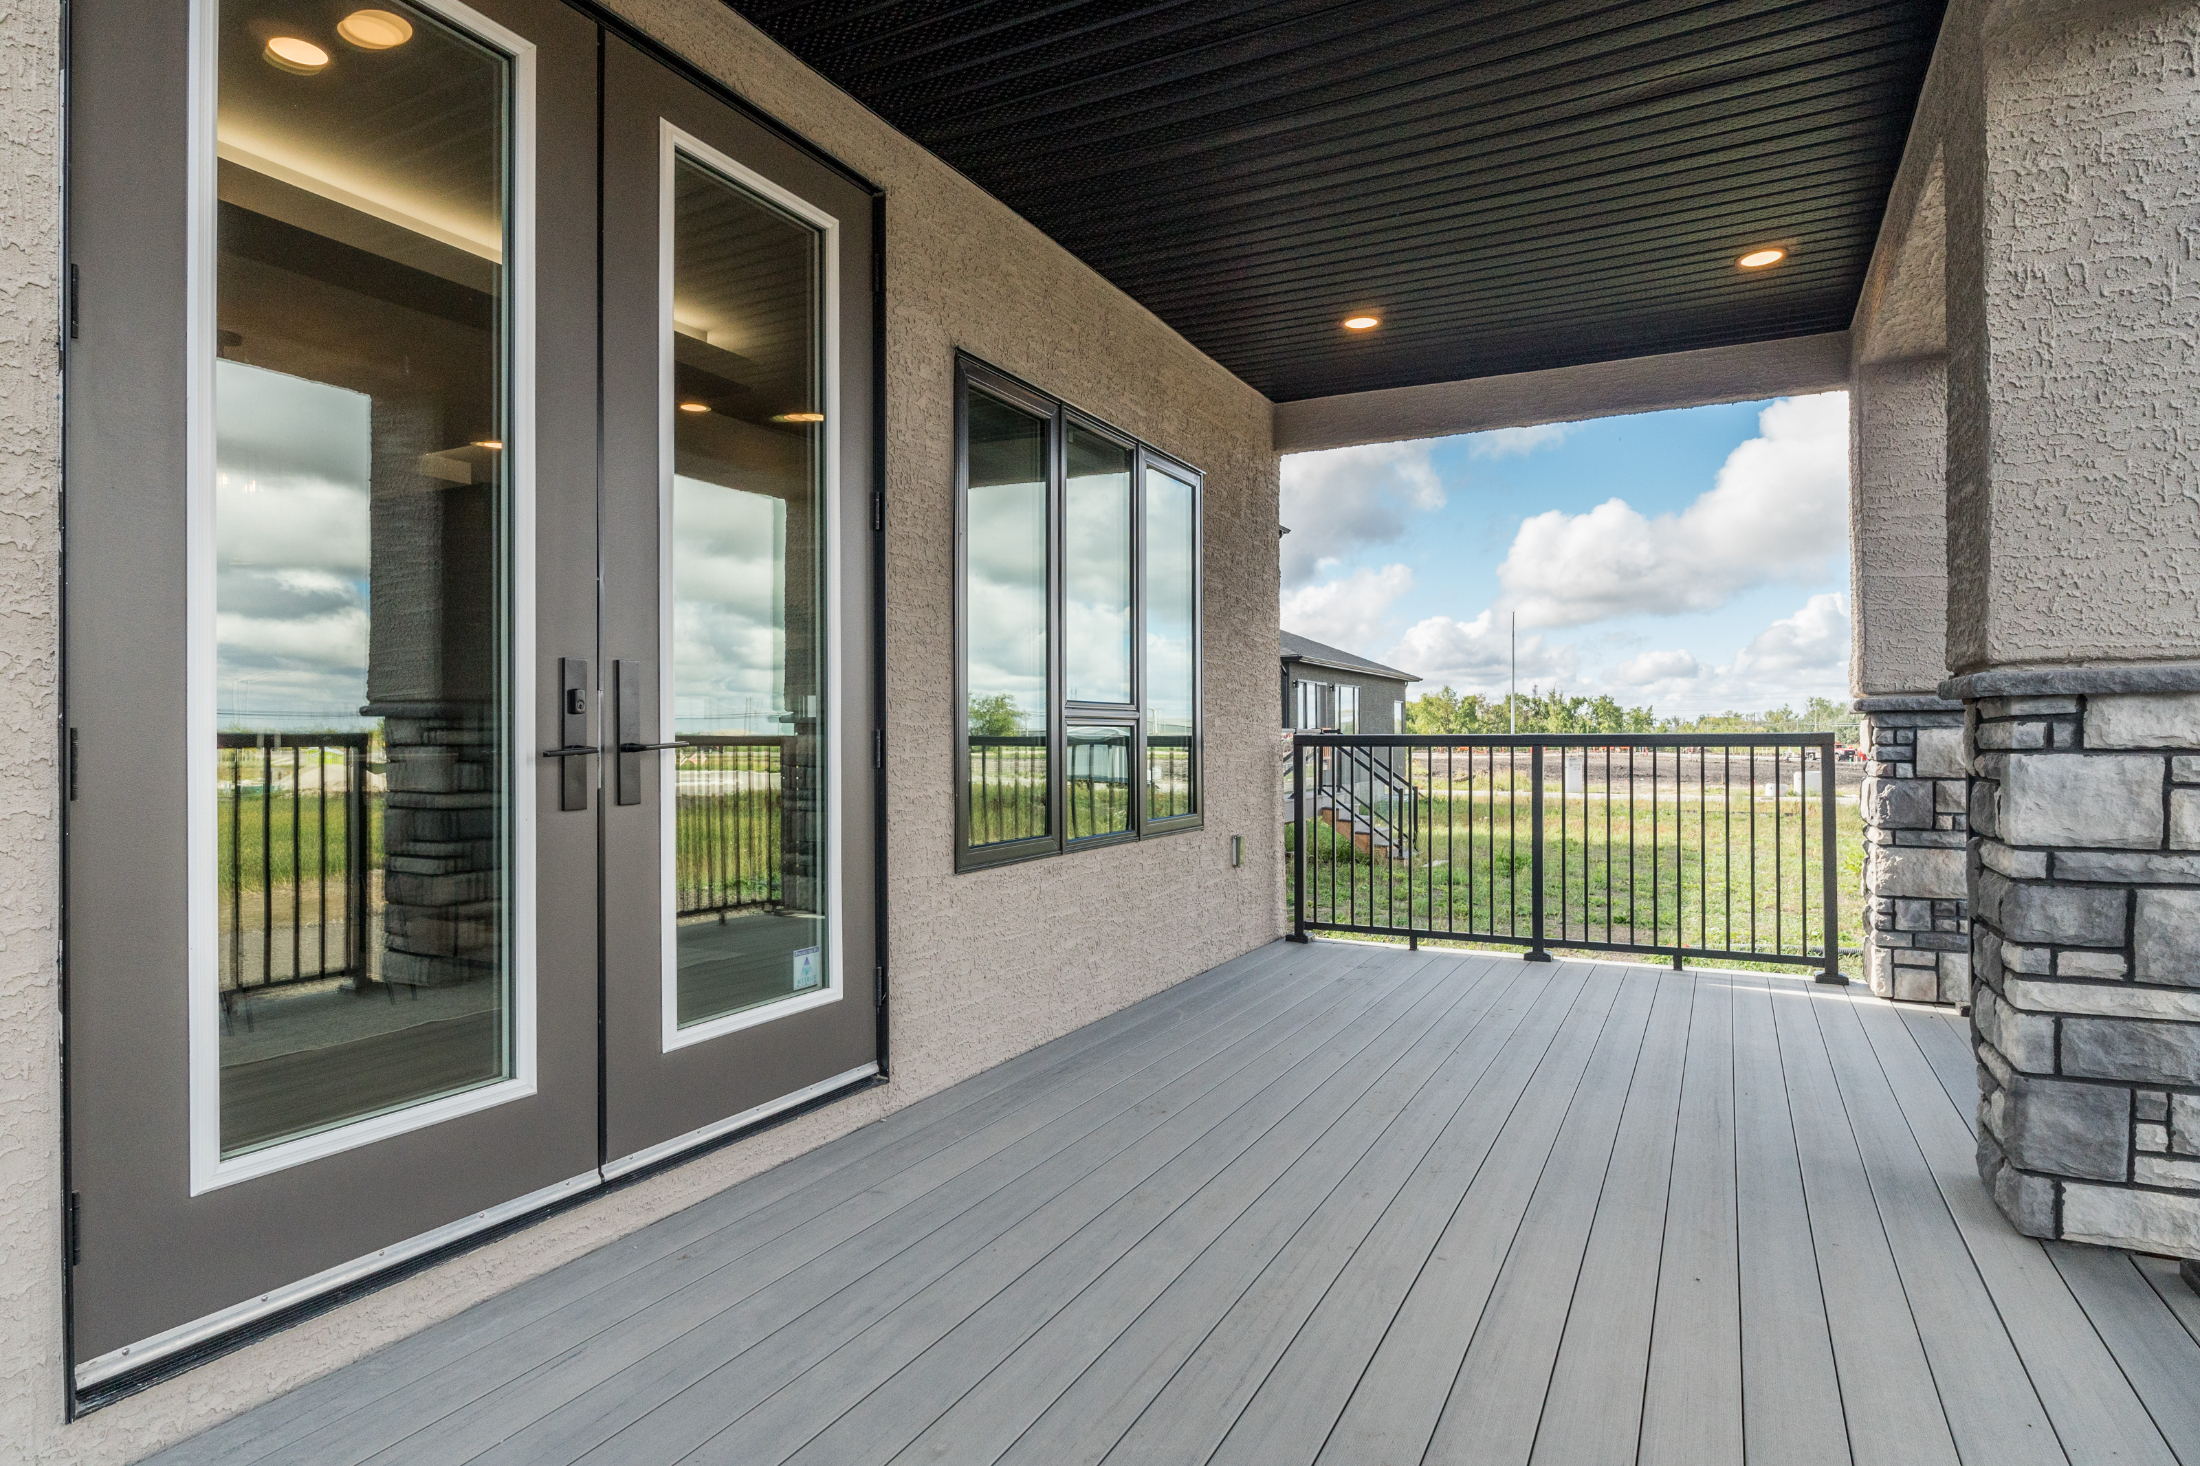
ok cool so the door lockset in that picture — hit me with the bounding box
[542,657,595,812]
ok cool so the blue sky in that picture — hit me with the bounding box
[1279,392,1852,718]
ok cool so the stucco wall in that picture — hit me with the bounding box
[1850,355,1951,694]
[0,0,65,1454]
[1947,0,2200,673]
[0,0,1280,1457]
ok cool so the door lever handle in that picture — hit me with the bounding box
[618,741,687,752]
[542,744,599,758]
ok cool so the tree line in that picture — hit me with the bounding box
[1403,686,1859,741]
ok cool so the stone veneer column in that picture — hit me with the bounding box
[1851,351,1959,1001]
[1963,684,2200,1257]
[1935,0,2200,1259]
[1857,697,1969,1003]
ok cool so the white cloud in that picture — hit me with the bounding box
[1495,391,1848,628]
[1385,609,1577,692]
[1601,594,1851,713]
[1611,647,1700,686]
[1279,441,1445,588]
[1468,422,1571,459]
[1282,564,1414,654]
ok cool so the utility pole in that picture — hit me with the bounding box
[1510,611,1517,734]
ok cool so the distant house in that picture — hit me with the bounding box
[1281,631,1419,734]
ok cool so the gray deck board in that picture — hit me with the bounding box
[1730,972,1848,1466]
[149,942,2199,1466]
[1637,969,1746,1466]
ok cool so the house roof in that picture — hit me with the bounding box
[725,0,1946,403]
[1281,630,1418,685]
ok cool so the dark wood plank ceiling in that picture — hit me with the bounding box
[727,0,1946,402]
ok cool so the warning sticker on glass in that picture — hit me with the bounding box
[792,946,822,991]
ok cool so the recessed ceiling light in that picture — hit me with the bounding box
[1342,315,1380,331]
[770,412,826,423]
[1738,248,1786,269]
[337,9,414,48]
[678,402,711,413]
[264,36,331,74]
[471,440,502,450]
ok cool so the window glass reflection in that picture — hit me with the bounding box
[1064,427,1131,705]
[1146,468,1197,821]
[669,154,829,1028]
[965,393,1050,847]
[1066,725,1133,840]
[213,0,512,1156]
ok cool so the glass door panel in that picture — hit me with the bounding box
[667,151,828,1033]
[211,0,515,1160]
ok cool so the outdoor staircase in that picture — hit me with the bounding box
[1302,744,1418,858]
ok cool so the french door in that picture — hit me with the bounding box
[63,0,876,1396]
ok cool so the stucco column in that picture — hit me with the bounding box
[1851,355,1967,1002]
[1944,0,2200,1259]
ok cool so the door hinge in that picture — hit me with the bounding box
[874,964,886,1010]
[66,726,78,801]
[66,1192,80,1267]
[873,729,883,770]
[68,264,79,342]
[871,491,882,534]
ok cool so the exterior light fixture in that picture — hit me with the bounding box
[337,9,414,48]
[678,401,711,413]
[263,36,331,74]
[1342,315,1380,331]
[1738,248,1786,269]
[770,412,825,423]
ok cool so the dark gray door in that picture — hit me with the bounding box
[597,37,879,1170]
[64,0,601,1384]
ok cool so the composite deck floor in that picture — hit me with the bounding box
[157,940,2200,1466]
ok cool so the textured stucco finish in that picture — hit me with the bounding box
[0,0,65,1454]
[3,0,1280,1457]
[1850,355,1951,695]
[1947,0,2200,673]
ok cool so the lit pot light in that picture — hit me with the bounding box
[678,401,711,414]
[1738,248,1787,269]
[263,36,331,74]
[770,412,826,423]
[471,440,503,450]
[337,9,414,48]
[1342,315,1380,331]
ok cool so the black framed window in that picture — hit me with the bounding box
[955,356,1202,869]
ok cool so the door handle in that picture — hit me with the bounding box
[613,660,668,806]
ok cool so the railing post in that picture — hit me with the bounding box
[1817,738,1847,984]
[1526,741,1551,962]
[1288,736,1309,942]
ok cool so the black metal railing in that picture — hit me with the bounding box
[1290,733,1848,980]
[674,736,787,917]
[218,731,375,995]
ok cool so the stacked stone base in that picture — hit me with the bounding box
[1857,697,1970,1004]
[1962,686,2200,1259]
[377,709,502,988]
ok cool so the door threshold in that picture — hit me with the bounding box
[71,1064,883,1414]
[601,1062,881,1181]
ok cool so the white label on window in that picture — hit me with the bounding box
[792,946,821,990]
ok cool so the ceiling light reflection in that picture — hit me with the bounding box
[264,36,331,74]
[337,9,414,48]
